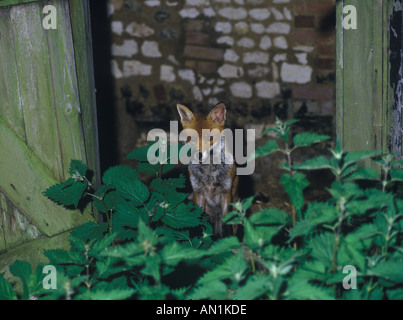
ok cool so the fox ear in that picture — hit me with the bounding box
[177,104,194,125]
[208,102,226,125]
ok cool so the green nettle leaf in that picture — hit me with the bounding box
[369,260,403,283]
[233,275,271,300]
[390,169,403,182]
[127,142,153,162]
[161,203,202,229]
[344,150,379,166]
[197,253,247,286]
[114,178,149,205]
[43,178,88,208]
[102,165,139,186]
[69,160,88,177]
[287,280,335,300]
[9,261,33,300]
[293,156,331,171]
[161,242,204,266]
[293,133,330,147]
[70,221,108,242]
[0,275,17,300]
[248,140,279,162]
[249,208,288,225]
[208,236,241,255]
[189,281,228,300]
[290,202,337,240]
[280,172,309,212]
[309,233,335,269]
[345,167,380,181]
[87,288,135,300]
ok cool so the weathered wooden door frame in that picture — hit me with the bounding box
[336,0,402,160]
[0,0,99,258]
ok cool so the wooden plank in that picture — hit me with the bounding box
[44,0,87,180]
[0,0,43,7]
[342,0,374,156]
[0,191,41,250]
[336,0,345,146]
[0,116,94,237]
[10,3,64,179]
[0,231,71,292]
[68,0,101,185]
[0,7,26,141]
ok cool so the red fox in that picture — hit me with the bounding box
[177,102,238,237]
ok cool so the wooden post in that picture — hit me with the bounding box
[336,0,400,162]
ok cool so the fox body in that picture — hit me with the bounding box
[177,103,238,237]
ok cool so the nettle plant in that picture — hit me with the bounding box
[0,119,402,300]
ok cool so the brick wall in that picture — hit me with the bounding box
[105,0,336,191]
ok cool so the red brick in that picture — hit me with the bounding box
[186,32,210,45]
[295,1,335,15]
[294,29,334,43]
[184,45,224,61]
[197,61,217,74]
[317,43,335,56]
[293,87,334,100]
[295,16,315,28]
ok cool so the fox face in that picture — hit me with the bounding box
[177,103,227,163]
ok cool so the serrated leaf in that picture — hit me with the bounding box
[208,236,241,255]
[70,221,107,242]
[344,150,379,166]
[309,233,334,269]
[88,288,135,300]
[293,133,330,147]
[197,253,247,285]
[102,165,139,186]
[114,178,149,205]
[189,281,228,300]
[293,156,331,171]
[69,160,88,177]
[280,172,309,212]
[287,280,335,300]
[9,261,32,300]
[390,169,403,182]
[127,143,153,162]
[233,275,271,300]
[0,275,17,300]
[345,167,379,181]
[248,140,279,162]
[249,208,287,225]
[161,203,202,229]
[43,178,88,209]
[161,242,204,266]
[369,260,403,283]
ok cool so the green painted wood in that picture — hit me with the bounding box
[0,116,94,237]
[336,0,391,165]
[0,191,41,251]
[0,231,71,292]
[0,7,26,141]
[44,0,87,179]
[0,0,99,256]
[68,0,101,188]
[0,0,43,7]
[10,3,64,179]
